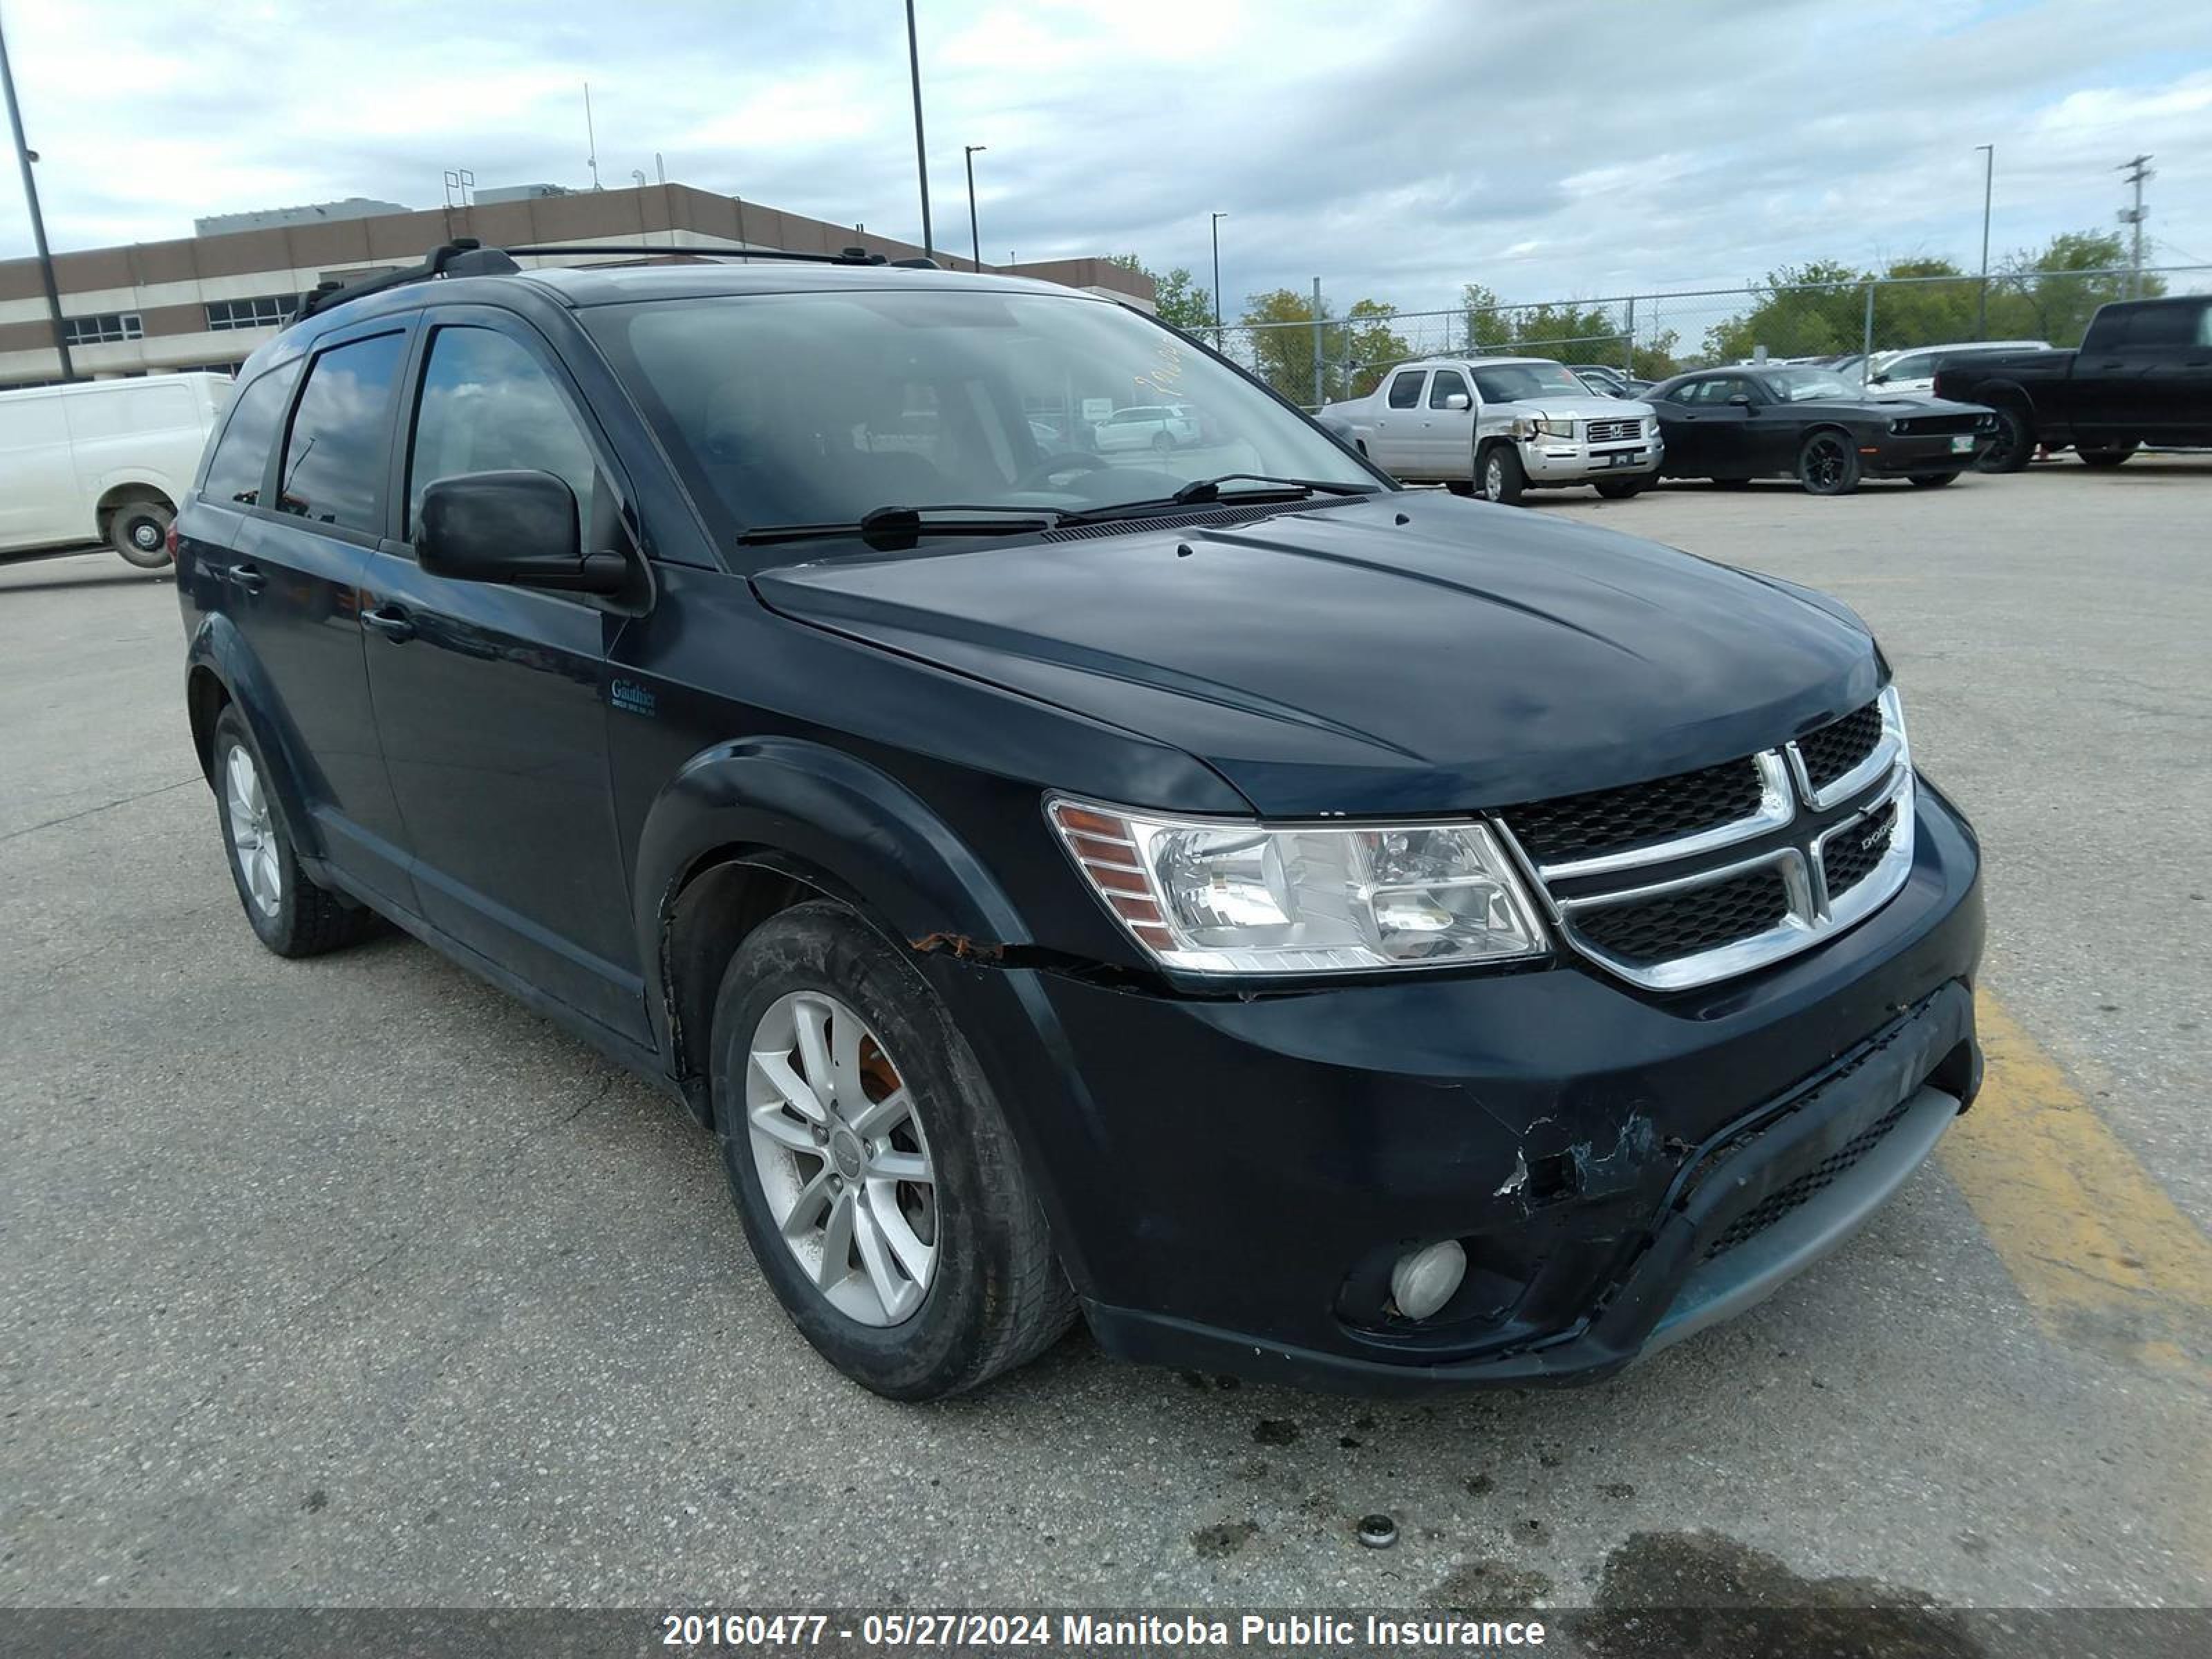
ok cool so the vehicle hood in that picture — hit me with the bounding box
[751,494,1882,816]
[1759,394,1992,422]
[1488,394,1656,423]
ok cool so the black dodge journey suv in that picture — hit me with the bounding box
[175,241,1984,1400]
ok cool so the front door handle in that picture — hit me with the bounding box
[225,562,266,595]
[362,605,417,644]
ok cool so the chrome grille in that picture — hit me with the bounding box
[1586,418,1642,444]
[1498,689,1913,991]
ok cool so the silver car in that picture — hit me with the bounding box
[1091,404,1201,455]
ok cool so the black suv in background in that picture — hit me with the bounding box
[176,244,1983,1400]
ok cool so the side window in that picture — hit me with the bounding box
[407,326,598,536]
[200,364,299,509]
[1671,379,1713,405]
[1428,369,1470,409]
[277,332,408,532]
[2198,304,2212,349]
[1385,371,1426,409]
[1884,353,1933,380]
[2120,306,2195,349]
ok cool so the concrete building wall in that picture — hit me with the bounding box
[0,183,1156,388]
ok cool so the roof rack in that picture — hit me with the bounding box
[295,238,520,321]
[293,238,945,325]
[507,242,912,267]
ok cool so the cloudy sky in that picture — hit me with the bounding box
[3,0,2207,316]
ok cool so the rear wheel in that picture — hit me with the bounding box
[1909,471,1960,488]
[1976,405,2034,473]
[2076,442,2138,468]
[211,706,373,957]
[1479,444,1526,505]
[107,496,174,570]
[1797,429,1860,496]
[1593,474,1651,499]
[1151,431,1174,455]
[711,901,1075,1400]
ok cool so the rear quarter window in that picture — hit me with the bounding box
[200,364,300,509]
[276,332,409,532]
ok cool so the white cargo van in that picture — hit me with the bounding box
[0,373,232,568]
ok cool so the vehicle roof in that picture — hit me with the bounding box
[1393,355,1562,371]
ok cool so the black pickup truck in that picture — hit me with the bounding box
[1933,294,2212,471]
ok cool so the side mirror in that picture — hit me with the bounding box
[416,470,626,595]
[1868,373,1891,385]
[1727,392,1754,408]
[1443,393,1471,411]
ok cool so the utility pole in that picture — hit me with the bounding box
[905,0,933,257]
[1975,144,1994,336]
[1210,211,1226,350]
[963,144,985,271]
[0,6,73,382]
[583,82,601,189]
[2117,154,2153,299]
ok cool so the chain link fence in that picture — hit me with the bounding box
[1201,265,2212,409]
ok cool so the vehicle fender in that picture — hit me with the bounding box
[86,467,190,529]
[632,734,1031,995]
[182,611,325,860]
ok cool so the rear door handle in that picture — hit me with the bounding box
[362,605,417,644]
[225,562,266,594]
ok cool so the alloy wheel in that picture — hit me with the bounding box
[223,743,283,919]
[1485,453,1506,500]
[745,990,939,1327]
[1803,434,1850,492]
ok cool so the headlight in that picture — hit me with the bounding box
[1533,416,1577,439]
[1048,799,1548,976]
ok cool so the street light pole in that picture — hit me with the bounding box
[964,144,986,271]
[904,0,933,258]
[1975,143,1994,337]
[1210,210,1226,348]
[0,7,73,382]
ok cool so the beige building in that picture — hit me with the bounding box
[0,182,1154,388]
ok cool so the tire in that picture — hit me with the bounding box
[1151,431,1174,455]
[107,496,174,570]
[710,901,1076,1400]
[1909,471,1960,488]
[1593,474,1651,499]
[1479,444,1526,505]
[1977,405,2033,473]
[211,706,373,957]
[2077,442,2138,468]
[1797,429,1860,496]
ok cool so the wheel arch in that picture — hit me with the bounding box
[183,615,323,859]
[93,478,178,541]
[635,738,1030,1124]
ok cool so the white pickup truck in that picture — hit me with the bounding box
[1318,355,1662,504]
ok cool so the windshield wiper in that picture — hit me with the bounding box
[738,504,1061,551]
[1170,473,1382,505]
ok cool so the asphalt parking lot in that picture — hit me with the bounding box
[3,457,2209,1614]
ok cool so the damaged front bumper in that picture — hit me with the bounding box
[926,780,1984,1394]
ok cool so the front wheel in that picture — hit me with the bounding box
[2076,442,2138,468]
[1151,431,1174,455]
[1909,471,1960,488]
[108,498,174,570]
[1976,406,2034,473]
[1593,474,1652,499]
[211,706,373,957]
[1797,430,1860,496]
[711,901,1076,1400]
[1479,444,1526,505]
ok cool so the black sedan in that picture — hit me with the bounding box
[1645,365,1997,494]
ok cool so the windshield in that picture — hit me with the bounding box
[1762,366,1857,401]
[1468,360,1590,402]
[585,288,1379,545]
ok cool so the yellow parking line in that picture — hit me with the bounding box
[1938,993,2212,1383]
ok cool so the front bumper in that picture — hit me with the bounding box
[1519,435,1664,483]
[928,781,1984,1394]
[1865,431,1990,475]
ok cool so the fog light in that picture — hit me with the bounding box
[1389,1239,1467,1321]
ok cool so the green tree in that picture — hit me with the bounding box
[1237,289,1410,405]
[1463,283,1678,378]
[1700,259,1873,363]
[1988,230,2164,347]
[1108,254,1215,333]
